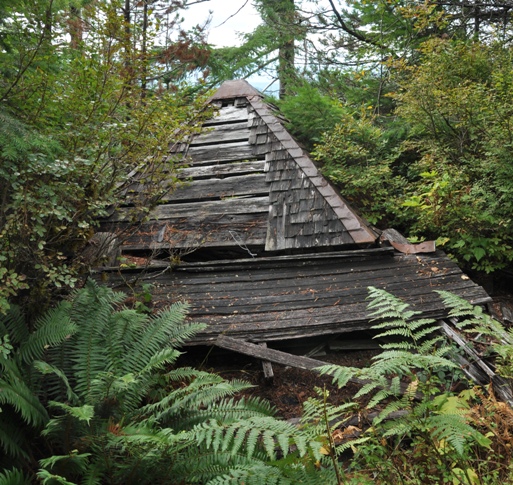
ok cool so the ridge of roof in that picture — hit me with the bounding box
[209,79,263,101]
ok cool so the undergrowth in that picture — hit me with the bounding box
[2,284,513,484]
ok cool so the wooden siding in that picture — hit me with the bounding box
[100,249,491,345]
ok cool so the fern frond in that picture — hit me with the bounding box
[36,469,79,485]
[315,364,358,388]
[301,391,357,434]
[20,302,75,364]
[198,458,294,485]
[193,416,300,461]
[205,461,339,485]
[0,373,48,427]
[366,377,403,409]
[70,282,118,399]
[436,290,475,319]
[417,336,447,356]
[175,396,277,429]
[0,305,28,346]
[0,417,30,462]
[33,360,79,404]
[105,309,147,373]
[134,348,181,377]
[147,370,255,423]
[0,467,31,485]
[428,414,475,455]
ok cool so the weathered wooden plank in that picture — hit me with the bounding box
[161,174,268,202]
[205,105,249,124]
[161,287,486,334]
[216,335,330,371]
[160,269,470,307]
[107,212,268,250]
[153,258,463,292]
[187,142,255,162]
[173,281,479,315]
[175,283,486,317]
[178,161,265,179]
[96,248,490,345]
[109,255,471,307]
[124,173,267,202]
[215,336,417,397]
[440,321,513,406]
[190,122,249,145]
[259,342,274,379]
[121,235,266,250]
[109,196,270,222]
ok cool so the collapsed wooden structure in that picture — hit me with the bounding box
[96,80,492,357]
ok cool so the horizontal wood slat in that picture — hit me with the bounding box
[109,196,270,222]
[98,251,491,344]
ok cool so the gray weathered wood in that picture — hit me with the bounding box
[187,142,254,162]
[178,160,265,179]
[259,342,274,379]
[215,335,419,397]
[206,105,249,124]
[440,320,513,406]
[161,174,268,202]
[110,196,270,222]
[190,122,249,145]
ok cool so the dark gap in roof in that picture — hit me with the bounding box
[188,136,250,148]
[159,192,269,204]
[121,246,263,263]
[182,157,265,167]
[177,173,265,183]
[203,118,249,127]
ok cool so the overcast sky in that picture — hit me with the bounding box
[183,0,261,47]
[182,0,278,91]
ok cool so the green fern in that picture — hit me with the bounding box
[34,281,307,484]
[316,287,497,481]
[0,299,76,466]
[437,290,513,379]
[0,468,31,485]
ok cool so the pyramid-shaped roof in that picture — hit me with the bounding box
[95,80,491,347]
[105,80,378,257]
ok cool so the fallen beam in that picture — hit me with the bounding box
[216,335,387,391]
[439,320,513,406]
[216,335,330,371]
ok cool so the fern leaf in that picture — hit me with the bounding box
[48,401,94,423]
[33,360,78,404]
[0,305,28,347]
[428,414,474,455]
[0,418,30,461]
[0,375,48,427]
[0,468,31,485]
[316,364,357,388]
[20,302,75,364]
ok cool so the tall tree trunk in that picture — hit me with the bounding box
[277,0,295,99]
[258,0,296,99]
[69,6,84,49]
[141,0,148,99]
